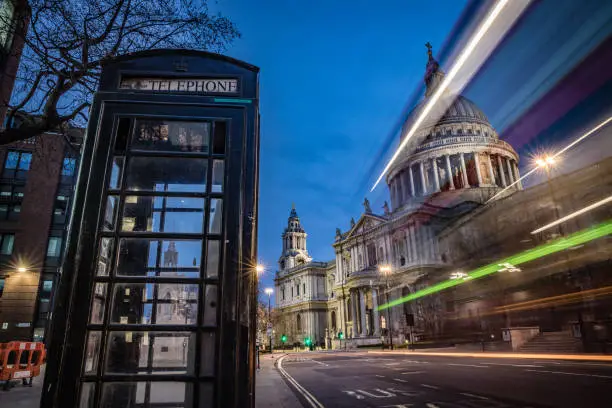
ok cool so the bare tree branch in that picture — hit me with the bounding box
[1,0,240,145]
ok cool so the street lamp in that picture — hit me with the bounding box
[256,264,265,275]
[265,287,273,353]
[378,264,393,350]
[534,154,563,237]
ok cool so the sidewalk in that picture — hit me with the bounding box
[256,352,303,408]
[367,349,612,362]
[0,365,44,408]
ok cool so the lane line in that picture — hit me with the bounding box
[385,362,401,366]
[277,355,326,408]
[401,371,424,375]
[481,362,544,368]
[448,363,489,368]
[375,374,386,378]
[526,369,612,379]
[421,384,440,390]
[310,359,329,367]
[461,392,490,400]
[393,378,408,383]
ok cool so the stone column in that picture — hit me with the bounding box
[506,157,515,184]
[474,152,483,186]
[460,153,469,188]
[419,161,426,195]
[445,154,455,189]
[372,288,380,336]
[497,155,507,187]
[487,153,496,186]
[405,231,411,263]
[410,224,418,263]
[409,166,415,196]
[513,161,522,189]
[359,288,367,337]
[400,171,408,202]
[351,290,358,337]
[432,157,440,192]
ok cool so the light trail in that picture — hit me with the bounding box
[371,0,522,192]
[531,194,612,234]
[487,115,612,203]
[377,219,612,311]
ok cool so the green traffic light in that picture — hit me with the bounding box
[304,337,311,346]
[281,334,287,343]
[338,332,344,339]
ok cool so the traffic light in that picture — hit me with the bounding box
[304,337,311,346]
[338,331,344,339]
[281,334,287,343]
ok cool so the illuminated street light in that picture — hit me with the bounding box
[450,271,470,280]
[535,155,556,169]
[264,287,273,296]
[378,265,392,275]
[17,267,27,273]
[255,264,264,275]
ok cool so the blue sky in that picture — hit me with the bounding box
[212,0,612,300]
[217,0,469,293]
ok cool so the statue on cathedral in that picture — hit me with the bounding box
[350,217,355,228]
[383,201,390,215]
[335,228,342,239]
[363,197,372,213]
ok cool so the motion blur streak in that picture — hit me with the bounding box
[487,115,612,203]
[494,286,612,314]
[378,220,612,311]
[531,194,612,234]
[370,0,531,191]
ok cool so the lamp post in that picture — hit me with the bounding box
[379,265,393,350]
[535,155,563,237]
[254,264,264,369]
[340,265,348,350]
[265,287,273,353]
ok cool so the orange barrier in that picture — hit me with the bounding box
[0,342,46,389]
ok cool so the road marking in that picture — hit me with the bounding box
[393,378,408,383]
[421,384,439,390]
[277,355,325,408]
[526,369,612,379]
[385,362,401,366]
[447,363,489,368]
[401,371,424,375]
[342,390,365,400]
[481,362,543,368]
[375,374,386,378]
[310,359,329,366]
[460,392,490,400]
[426,404,441,408]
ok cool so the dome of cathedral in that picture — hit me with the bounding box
[386,43,521,211]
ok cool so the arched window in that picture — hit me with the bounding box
[302,283,306,296]
[296,284,300,296]
[331,311,337,330]
[296,314,302,331]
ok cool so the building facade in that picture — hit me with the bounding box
[0,125,81,343]
[274,207,332,347]
[274,45,612,351]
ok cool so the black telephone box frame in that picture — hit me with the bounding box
[41,50,260,408]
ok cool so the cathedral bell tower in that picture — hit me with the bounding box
[278,204,312,271]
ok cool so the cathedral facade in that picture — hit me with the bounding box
[275,45,612,351]
[274,45,523,348]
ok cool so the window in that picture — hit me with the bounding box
[281,287,285,301]
[296,284,300,296]
[0,234,14,255]
[303,283,305,296]
[61,158,77,176]
[46,237,63,258]
[3,150,32,178]
[0,278,4,297]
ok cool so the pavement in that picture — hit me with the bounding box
[0,366,44,408]
[278,351,612,408]
[256,352,305,408]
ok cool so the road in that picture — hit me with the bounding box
[279,352,612,408]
